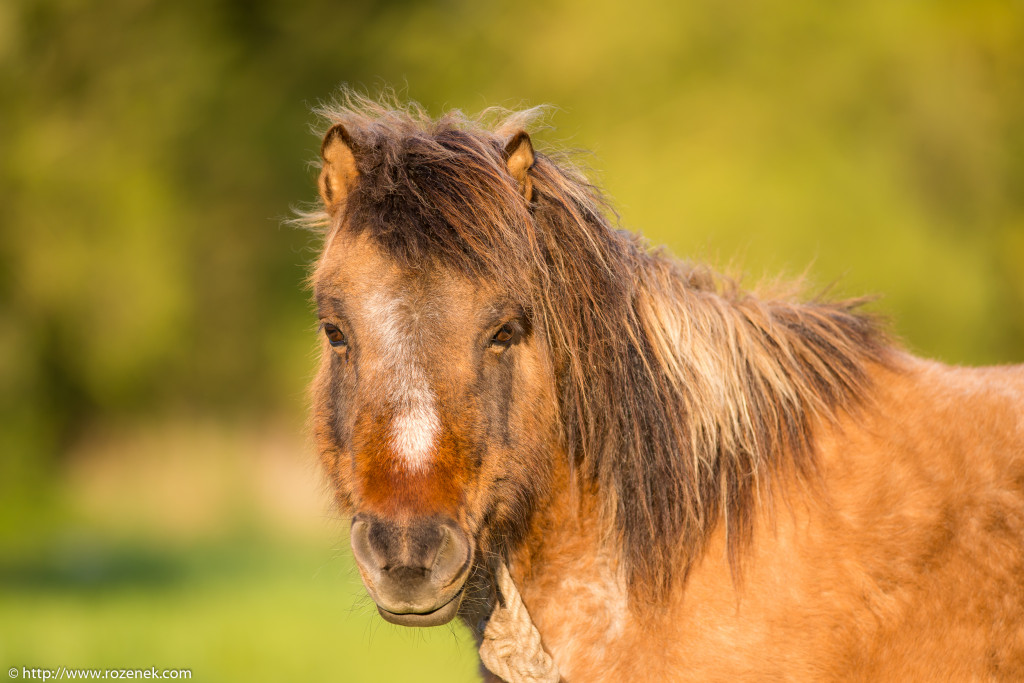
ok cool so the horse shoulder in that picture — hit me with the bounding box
[512,357,1024,680]
[656,357,1024,678]
[804,356,1024,677]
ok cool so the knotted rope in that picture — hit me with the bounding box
[479,563,561,683]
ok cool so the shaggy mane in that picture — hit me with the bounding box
[304,91,892,600]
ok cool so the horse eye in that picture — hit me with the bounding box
[322,323,347,348]
[491,323,516,347]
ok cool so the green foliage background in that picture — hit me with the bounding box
[1,0,1021,680]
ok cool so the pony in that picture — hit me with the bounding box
[304,92,1024,681]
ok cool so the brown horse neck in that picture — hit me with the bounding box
[506,448,624,596]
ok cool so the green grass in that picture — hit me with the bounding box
[0,536,482,683]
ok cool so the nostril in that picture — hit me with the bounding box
[430,525,470,584]
[350,519,385,577]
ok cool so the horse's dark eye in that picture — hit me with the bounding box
[491,323,516,347]
[322,323,347,347]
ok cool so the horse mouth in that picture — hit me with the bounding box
[375,584,465,627]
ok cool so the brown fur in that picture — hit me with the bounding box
[304,91,1024,680]
[514,360,1024,680]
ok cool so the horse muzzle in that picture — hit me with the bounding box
[349,514,471,627]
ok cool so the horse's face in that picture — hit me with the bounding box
[312,230,557,627]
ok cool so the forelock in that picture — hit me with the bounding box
[314,93,548,295]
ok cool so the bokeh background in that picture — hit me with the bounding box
[2,0,1022,680]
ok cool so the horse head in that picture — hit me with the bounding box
[310,117,557,627]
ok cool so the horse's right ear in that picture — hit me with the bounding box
[503,131,535,202]
[319,124,359,215]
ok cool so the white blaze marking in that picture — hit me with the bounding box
[366,290,440,471]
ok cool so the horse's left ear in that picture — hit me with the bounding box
[503,131,535,202]
[319,124,359,215]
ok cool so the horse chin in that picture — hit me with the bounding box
[375,585,465,627]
